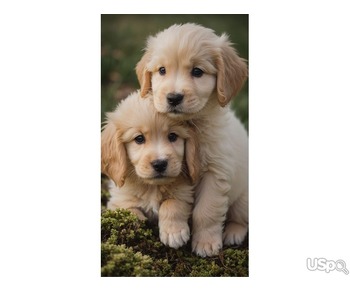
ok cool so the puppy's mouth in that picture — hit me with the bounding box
[167,109,197,121]
[167,106,188,118]
[168,105,183,114]
[154,174,166,179]
[166,103,200,119]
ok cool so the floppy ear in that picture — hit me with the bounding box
[216,39,248,107]
[135,51,152,98]
[101,120,127,187]
[185,126,201,184]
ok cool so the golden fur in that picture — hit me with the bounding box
[136,23,249,257]
[101,91,200,249]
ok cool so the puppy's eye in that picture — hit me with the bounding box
[168,133,178,142]
[159,67,166,76]
[191,67,204,78]
[134,135,145,144]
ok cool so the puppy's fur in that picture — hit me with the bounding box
[136,23,248,257]
[101,91,200,249]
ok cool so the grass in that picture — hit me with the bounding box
[101,15,249,276]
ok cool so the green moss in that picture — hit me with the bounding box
[101,209,152,245]
[101,171,248,277]
[101,243,157,276]
[101,207,248,277]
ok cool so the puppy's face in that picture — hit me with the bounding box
[122,118,187,185]
[149,54,217,118]
[101,92,199,187]
[136,23,248,119]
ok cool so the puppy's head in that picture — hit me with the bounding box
[101,91,199,187]
[136,23,248,119]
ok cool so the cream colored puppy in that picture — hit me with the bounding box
[136,23,248,257]
[101,91,199,249]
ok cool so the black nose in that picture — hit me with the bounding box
[151,159,168,173]
[167,93,184,106]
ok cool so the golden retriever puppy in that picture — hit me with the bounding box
[101,91,199,249]
[136,23,248,257]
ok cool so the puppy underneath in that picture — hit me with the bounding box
[101,91,199,249]
[136,23,249,257]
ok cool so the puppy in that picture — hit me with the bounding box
[136,23,248,257]
[101,91,199,249]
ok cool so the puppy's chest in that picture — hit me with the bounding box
[195,118,234,171]
[141,186,174,217]
[196,125,219,168]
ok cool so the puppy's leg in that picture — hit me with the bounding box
[223,191,248,246]
[158,198,191,249]
[107,181,148,220]
[192,172,229,257]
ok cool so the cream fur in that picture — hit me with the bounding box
[101,91,200,249]
[136,23,249,257]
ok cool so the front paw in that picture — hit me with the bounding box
[159,221,190,249]
[191,230,223,257]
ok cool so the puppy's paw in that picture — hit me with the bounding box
[223,222,248,246]
[191,230,223,257]
[159,221,190,249]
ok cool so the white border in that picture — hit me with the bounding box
[1,1,350,290]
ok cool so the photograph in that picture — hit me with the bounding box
[101,14,249,276]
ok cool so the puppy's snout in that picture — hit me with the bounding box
[151,159,168,173]
[167,93,184,106]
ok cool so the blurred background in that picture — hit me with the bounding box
[101,14,248,129]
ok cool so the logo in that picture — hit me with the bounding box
[306,258,349,275]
